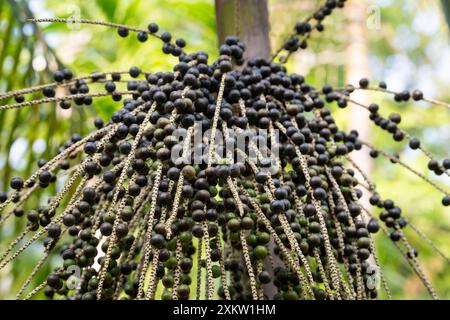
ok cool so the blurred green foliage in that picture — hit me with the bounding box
[0,0,448,299]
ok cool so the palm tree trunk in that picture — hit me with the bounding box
[215,0,271,59]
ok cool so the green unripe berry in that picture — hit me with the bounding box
[257,232,270,244]
[254,245,268,259]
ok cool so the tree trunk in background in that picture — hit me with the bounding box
[215,0,271,59]
[345,0,373,211]
[215,0,278,299]
[441,0,450,30]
